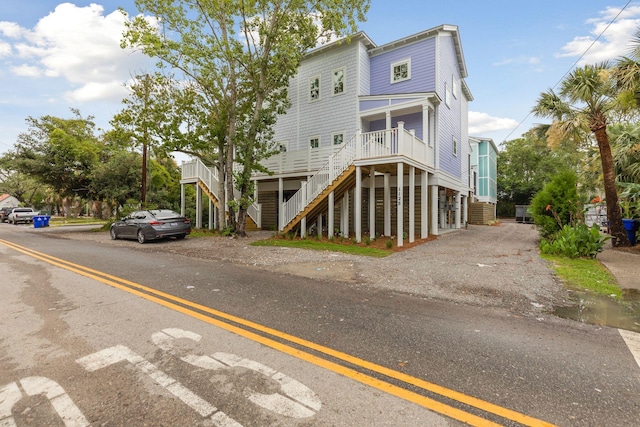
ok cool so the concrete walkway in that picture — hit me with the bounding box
[598,244,640,291]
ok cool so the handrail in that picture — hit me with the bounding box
[280,129,398,230]
[181,158,261,228]
[279,126,431,231]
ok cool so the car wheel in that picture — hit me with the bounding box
[175,234,186,240]
[137,229,146,244]
[110,227,117,240]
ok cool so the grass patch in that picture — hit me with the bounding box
[542,254,621,298]
[188,228,220,238]
[251,237,392,258]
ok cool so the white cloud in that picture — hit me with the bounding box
[0,40,10,57]
[557,5,640,64]
[11,64,42,77]
[0,3,152,103]
[468,111,519,135]
[65,80,128,103]
[0,21,25,38]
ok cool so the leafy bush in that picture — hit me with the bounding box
[530,171,582,238]
[540,224,610,258]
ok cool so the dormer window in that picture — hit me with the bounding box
[391,58,411,84]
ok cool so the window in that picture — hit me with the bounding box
[332,133,344,146]
[452,77,458,99]
[445,82,452,108]
[309,136,320,149]
[333,67,345,95]
[453,137,458,157]
[390,58,411,83]
[309,75,320,101]
[278,142,287,153]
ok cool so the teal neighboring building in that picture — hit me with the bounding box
[469,136,498,206]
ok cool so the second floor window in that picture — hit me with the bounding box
[333,133,344,145]
[391,58,411,84]
[309,75,320,101]
[333,68,345,95]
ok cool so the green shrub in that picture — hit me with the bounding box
[540,224,610,258]
[385,239,393,249]
[530,171,582,238]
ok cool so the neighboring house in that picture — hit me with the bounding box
[181,24,473,246]
[469,136,497,205]
[468,136,498,224]
[0,194,20,209]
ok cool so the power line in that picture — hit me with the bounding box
[500,0,633,144]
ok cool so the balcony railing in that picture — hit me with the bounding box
[279,123,433,229]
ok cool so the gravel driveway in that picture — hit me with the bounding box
[44,220,567,316]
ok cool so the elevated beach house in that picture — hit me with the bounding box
[181,24,474,247]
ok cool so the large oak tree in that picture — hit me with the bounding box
[120,0,369,236]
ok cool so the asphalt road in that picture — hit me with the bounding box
[1,223,640,426]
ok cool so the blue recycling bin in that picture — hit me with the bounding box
[622,218,638,246]
[33,215,44,228]
[43,215,50,227]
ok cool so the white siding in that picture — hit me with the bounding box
[273,40,364,154]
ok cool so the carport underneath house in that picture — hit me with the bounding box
[179,131,472,247]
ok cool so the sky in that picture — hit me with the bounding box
[1,0,639,160]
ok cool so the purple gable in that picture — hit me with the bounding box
[369,38,436,95]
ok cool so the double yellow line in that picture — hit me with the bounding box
[1,239,555,427]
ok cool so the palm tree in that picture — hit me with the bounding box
[532,63,631,247]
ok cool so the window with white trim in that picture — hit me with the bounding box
[332,133,344,146]
[332,67,345,95]
[445,82,452,108]
[309,136,320,149]
[309,75,320,102]
[390,58,411,84]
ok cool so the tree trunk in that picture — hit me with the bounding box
[216,161,226,231]
[593,126,631,247]
[236,206,247,237]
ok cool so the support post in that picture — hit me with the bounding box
[455,191,461,229]
[431,185,439,236]
[409,166,415,243]
[180,184,185,217]
[421,171,428,239]
[369,166,376,240]
[397,162,404,247]
[328,191,335,239]
[384,173,391,236]
[355,166,362,242]
[196,184,202,229]
[278,178,284,231]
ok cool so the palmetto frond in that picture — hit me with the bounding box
[531,90,572,120]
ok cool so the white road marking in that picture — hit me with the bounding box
[76,345,240,426]
[619,329,640,369]
[0,377,89,427]
[152,328,322,418]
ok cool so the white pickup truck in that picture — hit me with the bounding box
[7,207,37,224]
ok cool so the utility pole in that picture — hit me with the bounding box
[141,74,150,208]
